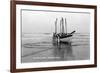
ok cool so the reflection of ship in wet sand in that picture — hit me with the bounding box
[53,17,75,42]
[53,40,74,61]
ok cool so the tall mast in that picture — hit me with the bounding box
[60,18,62,33]
[55,18,57,33]
[62,17,64,33]
[65,18,67,34]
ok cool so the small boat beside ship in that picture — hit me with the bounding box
[53,17,76,42]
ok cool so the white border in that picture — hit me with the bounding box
[16,5,95,69]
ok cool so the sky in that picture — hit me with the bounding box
[22,9,90,34]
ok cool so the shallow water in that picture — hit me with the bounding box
[21,33,90,63]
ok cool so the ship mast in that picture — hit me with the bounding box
[55,17,67,34]
[62,17,64,33]
[65,18,67,34]
[55,18,57,33]
[60,18,62,33]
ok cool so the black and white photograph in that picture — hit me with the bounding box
[11,1,97,72]
[21,9,90,63]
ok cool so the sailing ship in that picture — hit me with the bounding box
[53,17,76,42]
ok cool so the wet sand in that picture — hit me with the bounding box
[21,33,90,63]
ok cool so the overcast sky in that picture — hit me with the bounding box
[22,10,90,34]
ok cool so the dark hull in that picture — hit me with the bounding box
[53,31,75,39]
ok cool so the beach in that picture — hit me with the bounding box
[21,33,90,63]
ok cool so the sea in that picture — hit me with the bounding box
[21,33,90,63]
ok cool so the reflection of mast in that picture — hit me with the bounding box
[55,18,57,33]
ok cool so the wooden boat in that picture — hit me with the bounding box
[53,17,75,42]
